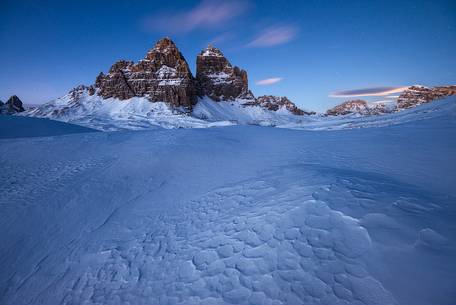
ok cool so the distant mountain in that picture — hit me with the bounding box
[248,96,316,116]
[326,99,396,116]
[0,95,25,115]
[24,38,311,130]
[397,85,456,109]
[327,85,456,116]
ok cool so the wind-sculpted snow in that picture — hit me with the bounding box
[1,107,456,304]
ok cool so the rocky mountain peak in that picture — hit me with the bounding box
[252,96,314,115]
[326,100,369,116]
[201,45,224,57]
[397,85,456,109]
[152,37,176,51]
[326,99,397,116]
[0,95,25,114]
[196,45,252,101]
[94,38,196,109]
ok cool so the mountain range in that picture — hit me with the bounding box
[6,37,454,130]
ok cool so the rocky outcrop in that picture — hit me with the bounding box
[326,100,370,116]
[326,99,397,116]
[397,85,456,109]
[196,45,253,101]
[94,38,196,109]
[246,95,314,115]
[0,95,25,114]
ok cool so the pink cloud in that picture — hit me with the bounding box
[329,86,410,97]
[247,25,298,47]
[143,0,248,33]
[255,77,283,85]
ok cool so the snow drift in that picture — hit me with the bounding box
[1,95,455,305]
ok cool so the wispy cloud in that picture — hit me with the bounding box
[208,32,236,46]
[247,25,298,48]
[255,77,283,85]
[143,0,248,34]
[329,86,410,98]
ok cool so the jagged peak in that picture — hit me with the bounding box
[154,37,177,50]
[200,45,224,57]
[143,37,181,60]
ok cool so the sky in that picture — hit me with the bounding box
[1,0,455,112]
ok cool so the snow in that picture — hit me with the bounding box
[0,115,96,139]
[1,98,456,305]
[201,49,223,57]
[158,79,182,86]
[279,96,456,130]
[23,91,233,131]
[192,96,307,126]
[23,87,456,133]
[206,72,233,84]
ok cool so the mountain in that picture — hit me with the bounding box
[195,45,253,101]
[326,99,396,116]
[94,37,196,109]
[247,95,315,115]
[327,85,456,117]
[0,95,25,114]
[397,85,456,109]
[24,38,311,130]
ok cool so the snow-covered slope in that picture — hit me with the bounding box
[0,115,96,139]
[25,88,455,132]
[23,89,308,130]
[280,96,456,130]
[193,96,310,126]
[1,99,455,305]
[24,89,233,131]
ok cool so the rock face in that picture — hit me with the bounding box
[94,38,196,109]
[326,99,396,116]
[29,38,315,120]
[248,95,314,115]
[397,85,456,109]
[326,100,370,116]
[196,46,253,101]
[0,95,25,114]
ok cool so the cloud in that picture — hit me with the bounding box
[143,0,248,34]
[329,86,410,98]
[247,25,298,47]
[208,32,236,46]
[255,77,283,85]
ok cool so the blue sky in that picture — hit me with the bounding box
[1,0,455,111]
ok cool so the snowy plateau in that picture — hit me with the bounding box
[1,96,456,305]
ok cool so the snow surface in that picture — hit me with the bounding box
[1,97,456,305]
[23,92,233,131]
[0,115,96,139]
[192,97,310,126]
[24,88,456,133]
[280,97,456,130]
